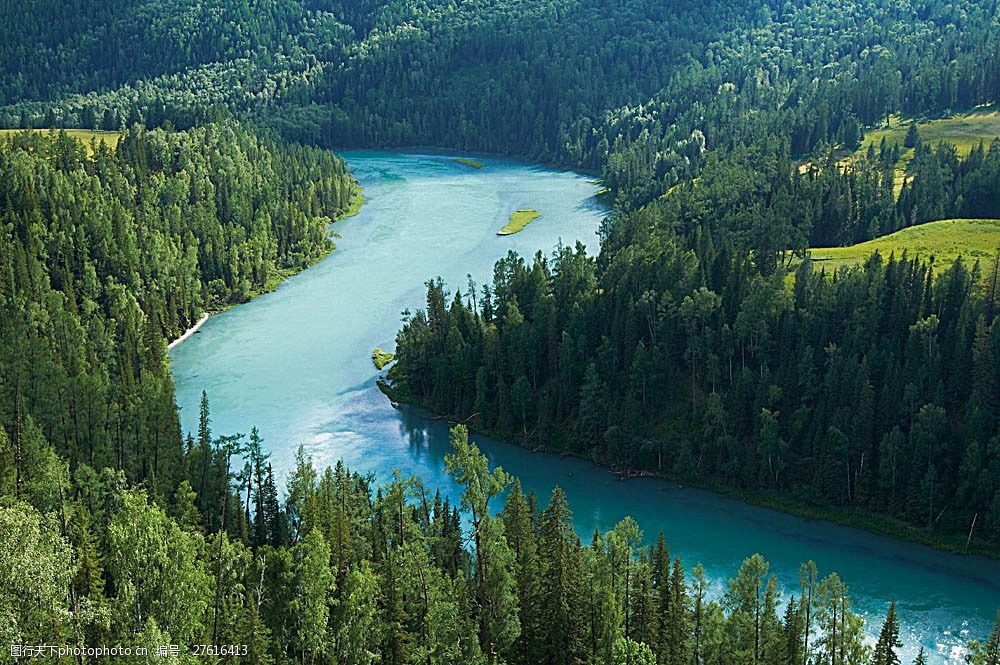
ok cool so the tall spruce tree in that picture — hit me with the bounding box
[873,600,902,665]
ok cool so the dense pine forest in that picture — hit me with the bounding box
[2,0,999,210]
[2,0,1000,661]
[363,0,1000,551]
[388,142,1000,550]
[0,124,357,503]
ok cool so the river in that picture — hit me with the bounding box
[170,150,1000,663]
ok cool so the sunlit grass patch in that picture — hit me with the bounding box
[372,347,396,370]
[453,157,485,169]
[0,128,121,154]
[806,218,1000,277]
[497,209,540,235]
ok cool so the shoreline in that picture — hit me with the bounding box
[379,381,1000,560]
[165,184,365,353]
[168,313,210,350]
[334,145,605,178]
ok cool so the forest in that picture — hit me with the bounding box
[1,0,1000,661]
[6,409,999,664]
[0,124,357,501]
[2,0,999,212]
[388,140,1000,551]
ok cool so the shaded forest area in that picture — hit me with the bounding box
[2,0,999,212]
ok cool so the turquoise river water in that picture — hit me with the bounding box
[170,150,1000,663]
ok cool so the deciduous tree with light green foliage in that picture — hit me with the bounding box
[445,424,520,662]
[107,491,211,646]
[0,503,74,649]
[291,529,334,663]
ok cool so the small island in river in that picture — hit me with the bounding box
[453,157,485,169]
[497,208,540,235]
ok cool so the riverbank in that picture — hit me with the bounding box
[168,185,365,351]
[170,150,998,661]
[341,189,366,219]
[379,378,1000,560]
[696,478,1000,559]
[168,313,210,349]
[249,186,365,295]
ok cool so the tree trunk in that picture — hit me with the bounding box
[966,513,979,553]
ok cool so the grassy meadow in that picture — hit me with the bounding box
[807,218,1000,276]
[861,106,1000,156]
[0,128,121,154]
[849,106,1000,195]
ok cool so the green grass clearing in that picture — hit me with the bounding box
[844,107,1000,196]
[806,218,1000,277]
[860,106,1000,157]
[372,348,396,370]
[453,157,485,169]
[0,128,121,154]
[497,209,540,235]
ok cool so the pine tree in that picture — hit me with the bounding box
[246,427,270,547]
[260,464,284,547]
[977,610,1000,665]
[69,503,107,647]
[663,557,689,664]
[629,558,656,649]
[196,391,212,510]
[171,480,202,532]
[783,597,803,665]
[652,532,672,660]
[502,480,543,665]
[873,600,902,665]
[539,487,585,665]
[690,564,708,665]
[380,548,410,665]
[799,561,818,665]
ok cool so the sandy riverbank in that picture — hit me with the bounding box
[167,313,210,350]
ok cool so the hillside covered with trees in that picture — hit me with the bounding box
[7,417,999,663]
[0,125,357,498]
[327,0,1000,552]
[2,0,999,209]
[1,0,1000,661]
